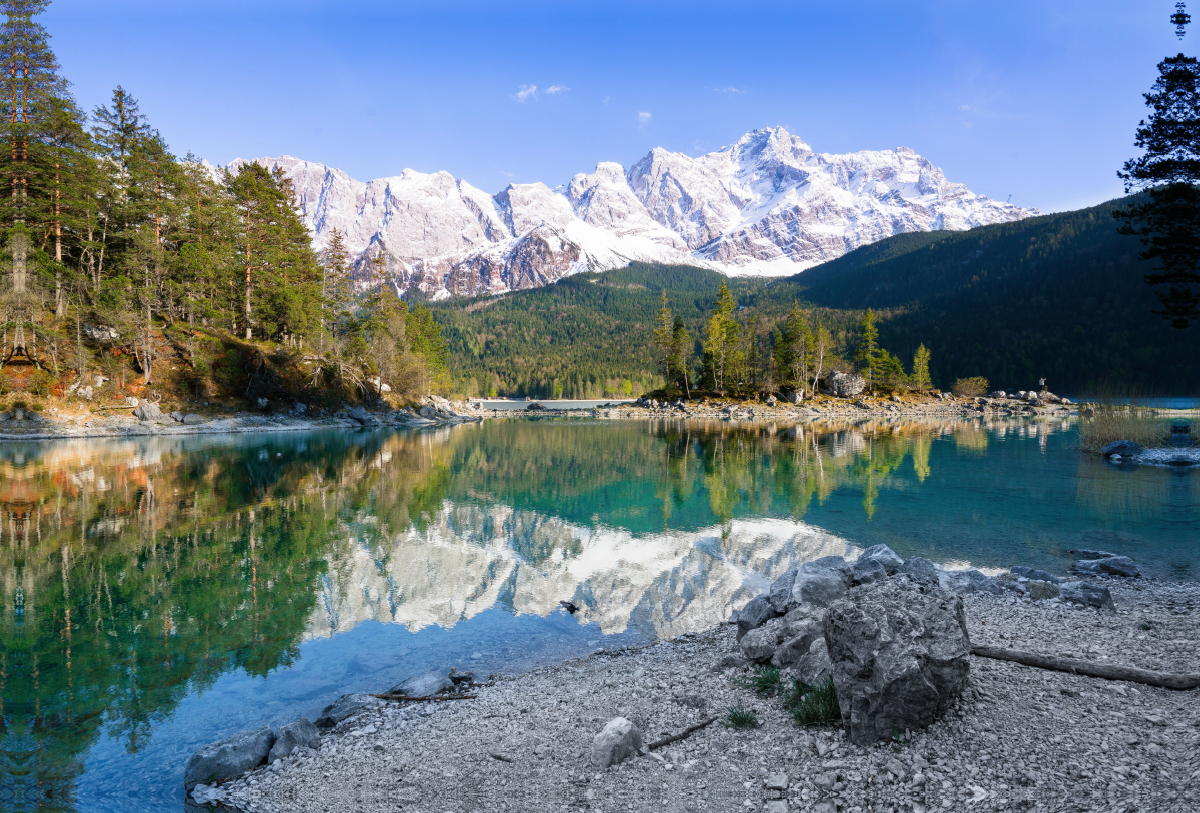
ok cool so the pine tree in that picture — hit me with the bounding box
[703,280,741,394]
[854,308,880,387]
[1115,12,1200,327]
[911,343,932,390]
[652,289,674,383]
[778,302,811,395]
[669,316,691,398]
[0,0,67,226]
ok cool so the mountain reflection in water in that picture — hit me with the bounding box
[0,416,1194,813]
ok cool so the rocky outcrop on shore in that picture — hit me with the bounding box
[587,392,1078,422]
[0,396,483,441]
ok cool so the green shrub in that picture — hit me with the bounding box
[784,676,841,727]
[737,665,783,697]
[950,376,989,398]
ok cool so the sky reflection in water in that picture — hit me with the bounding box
[0,416,1194,812]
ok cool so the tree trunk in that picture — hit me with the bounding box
[971,645,1200,691]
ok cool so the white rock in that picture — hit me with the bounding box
[590,717,642,768]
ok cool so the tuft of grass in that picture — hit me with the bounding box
[736,665,783,697]
[1077,385,1173,453]
[723,703,759,729]
[785,676,841,727]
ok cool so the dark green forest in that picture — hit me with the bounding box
[432,194,1199,397]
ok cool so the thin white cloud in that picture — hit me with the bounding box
[638,111,651,125]
[715,86,746,94]
[959,104,970,111]
[499,170,515,177]
[546,84,570,95]
[514,84,538,102]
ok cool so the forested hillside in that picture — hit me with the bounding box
[429,264,861,398]
[758,194,1197,393]
[432,195,1200,397]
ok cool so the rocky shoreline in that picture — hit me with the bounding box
[0,396,485,441]
[185,551,1199,813]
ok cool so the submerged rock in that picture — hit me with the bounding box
[825,579,971,745]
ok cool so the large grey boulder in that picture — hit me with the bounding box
[184,726,275,790]
[772,617,824,669]
[1011,566,1061,584]
[132,402,162,421]
[825,579,971,745]
[897,557,942,587]
[182,414,204,425]
[1059,581,1117,612]
[736,595,780,641]
[314,693,382,729]
[1073,556,1139,578]
[767,568,798,614]
[591,717,642,768]
[790,572,847,609]
[857,544,904,574]
[389,670,455,697]
[268,718,321,764]
[1101,440,1140,458]
[825,371,867,398]
[741,625,779,664]
[939,568,1001,596]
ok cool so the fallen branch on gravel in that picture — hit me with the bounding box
[489,752,515,763]
[646,715,719,751]
[370,693,478,701]
[971,645,1200,690]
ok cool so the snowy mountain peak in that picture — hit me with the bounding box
[238,127,1037,299]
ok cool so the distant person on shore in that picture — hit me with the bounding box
[1039,377,1046,392]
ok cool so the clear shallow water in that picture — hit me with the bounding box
[1,417,1196,812]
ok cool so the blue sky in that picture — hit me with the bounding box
[47,0,1181,213]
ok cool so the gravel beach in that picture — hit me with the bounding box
[199,579,1199,813]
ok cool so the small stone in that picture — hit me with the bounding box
[765,801,789,813]
[765,772,788,790]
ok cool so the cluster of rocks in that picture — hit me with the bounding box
[1101,427,1200,468]
[987,390,1072,407]
[731,546,1133,747]
[336,396,482,427]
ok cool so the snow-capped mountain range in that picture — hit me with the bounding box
[234,126,1037,300]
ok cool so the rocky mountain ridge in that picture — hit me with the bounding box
[233,127,1036,300]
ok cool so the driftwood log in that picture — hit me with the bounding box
[370,693,478,702]
[646,715,719,751]
[971,645,1200,691]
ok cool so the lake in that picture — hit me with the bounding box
[1,416,1195,812]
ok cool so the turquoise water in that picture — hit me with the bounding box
[0,417,1195,812]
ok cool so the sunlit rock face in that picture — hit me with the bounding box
[234,127,1035,299]
[307,505,855,642]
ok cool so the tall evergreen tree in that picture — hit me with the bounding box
[777,301,811,395]
[1115,9,1200,328]
[854,307,880,387]
[652,289,674,382]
